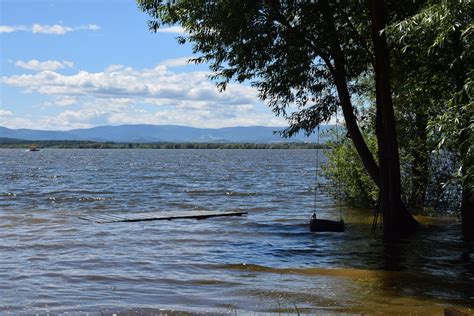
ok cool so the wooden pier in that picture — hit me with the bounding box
[78,210,247,223]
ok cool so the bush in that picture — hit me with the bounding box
[321,129,379,209]
[322,128,462,215]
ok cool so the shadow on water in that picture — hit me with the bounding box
[215,217,474,314]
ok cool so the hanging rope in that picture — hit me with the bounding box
[312,113,344,222]
[336,111,343,221]
[313,125,320,218]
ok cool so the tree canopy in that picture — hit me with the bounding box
[388,1,473,238]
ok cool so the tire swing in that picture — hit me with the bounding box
[309,115,345,233]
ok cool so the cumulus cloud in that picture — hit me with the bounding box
[0,24,100,35]
[48,102,127,128]
[0,109,13,116]
[1,64,286,129]
[105,108,283,128]
[15,59,74,71]
[1,65,256,105]
[0,116,41,130]
[42,96,78,107]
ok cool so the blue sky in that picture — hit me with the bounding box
[0,0,285,130]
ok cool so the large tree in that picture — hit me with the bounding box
[138,0,420,237]
[389,1,473,239]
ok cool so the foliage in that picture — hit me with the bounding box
[388,0,473,215]
[322,128,379,209]
[425,151,462,214]
[323,127,464,215]
[428,78,474,195]
[136,0,374,134]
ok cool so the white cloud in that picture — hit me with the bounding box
[15,59,74,71]
[0,110,13,116]
[0,25,28,33]
[0,116,40,130]
[32,24,73,35]
[0,24,100,35]
[0,64,287,129]
[156,26,186,34]
[105,64,125,73]
[160,56,193,67]
[101,107,284,129]
[77,24,101,31]
[42,96,78,107]
[1,65,256,105]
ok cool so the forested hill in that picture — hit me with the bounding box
[0,124,334,143]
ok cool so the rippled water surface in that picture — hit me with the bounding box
[0,149,472,315]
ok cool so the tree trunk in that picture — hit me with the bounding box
[370,0,418,237]
[333,63,380,187]
[321,0,418,237]
[320,0,380,187]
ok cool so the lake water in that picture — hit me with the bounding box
[0,149,472,315]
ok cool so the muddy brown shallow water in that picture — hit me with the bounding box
[0,149,472,315]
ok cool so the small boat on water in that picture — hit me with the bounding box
[310,213,345,232]
[27,144,40,152]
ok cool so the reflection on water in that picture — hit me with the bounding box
[0,149,472,314]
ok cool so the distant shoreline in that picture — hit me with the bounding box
[0,138,328,149]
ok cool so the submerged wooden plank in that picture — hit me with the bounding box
[78,212,133,223]
[89,213,123,221]
[77,215,108,223]
[78,210,247,223]
[97,213,131,221]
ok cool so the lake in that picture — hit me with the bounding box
[0,149,472,315]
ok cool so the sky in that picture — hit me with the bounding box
[0,0,286,130]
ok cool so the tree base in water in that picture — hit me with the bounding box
[382,202,420,239]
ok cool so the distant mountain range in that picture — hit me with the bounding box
[0,124,334,143]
